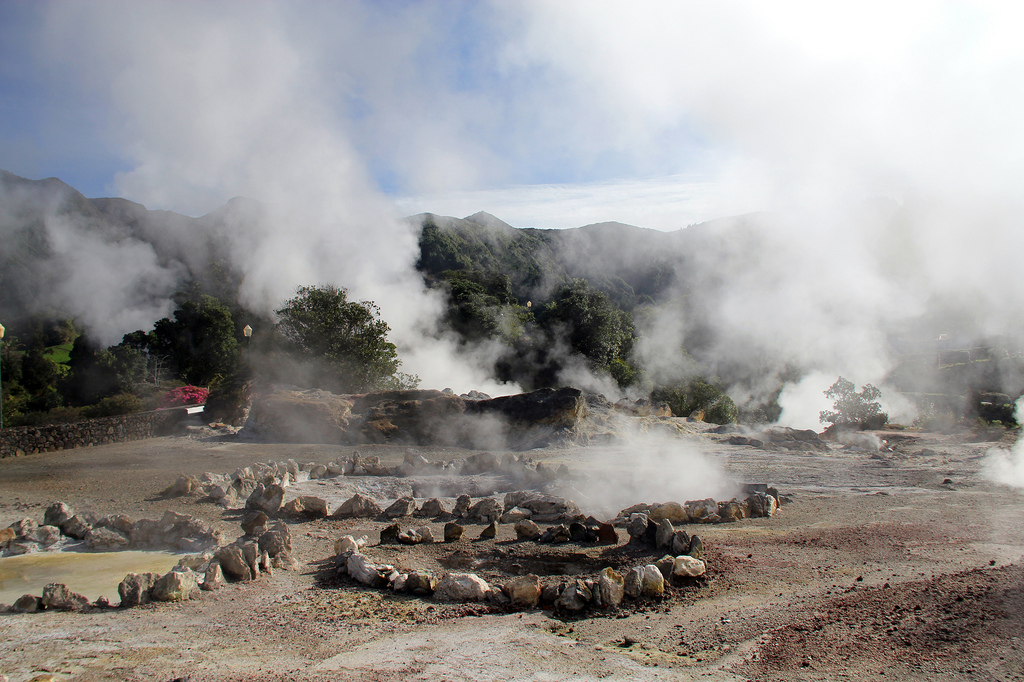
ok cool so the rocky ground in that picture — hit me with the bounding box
[1,422,1023,681]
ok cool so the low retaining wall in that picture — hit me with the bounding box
[0,408,194,458]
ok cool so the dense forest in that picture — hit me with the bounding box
[1,170,1020,429]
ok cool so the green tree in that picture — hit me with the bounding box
[275,284,408,393]
[652,376,738,424]
[149,295,240,386]
[819,376,888,429]
[541,279,635,370]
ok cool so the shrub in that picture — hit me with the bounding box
[161,385,210,407]
[651,377,738,424]
[83,393,143,418]
[819,377,888,429]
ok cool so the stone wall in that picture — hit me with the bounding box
[0,408,193,458]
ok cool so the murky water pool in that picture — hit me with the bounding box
[0,550,181,604]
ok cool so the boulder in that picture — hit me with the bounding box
[504,574,542,608]
[627,513,650,543]
[118,572,160,607]
[151,570,200,602]
[384,496,417,518]
[514,519,542,541]
[598,567,624,607]
[649,501,689,524]
[415,498,448,518]
[641,565,665,597]
[434,573,490,602]
[555,579,592,613]
[684,498,721,524]
[243,388,354,443]
[41,583,90,611]
[479,522,497,540]
[404,570,437,595]
[468,498,502,523]
[655,519,675,549]
[464,387,586,448]
[538,524,571,543]
[443,522,464,542]
[44,502,75,529]
[201,563,225,591]
[29,525,62,546]
[60,515,92,540]
[346,553,389,588]
[215,546,252,582]
[100,514,135,535]
[519,496,581,522]
[718,500,745,522]
[499,507,532,524]
[379,523,402,544]
[415,525,435,544]
[452,494,472,518]
[597,523,619,545]
[258,525,291,557]
[241,511,269,536]
[334,535,360,555]
[0,527,14,546]
[246,484,286,515]
[162,474,199,498]
[332,493,383,519]
[84,527,129,551]
[670,530,691,556]
[672,555,706,580]
[12,594,42,613]
[686,535,704,559]
[272,550,301,571]
[655,554,675,581]
[745,493,778,518]
[282,496,330,518]
[398,529,423,545]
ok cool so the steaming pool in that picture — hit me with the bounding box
[0,550,181,605]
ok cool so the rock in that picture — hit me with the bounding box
[514,519,542,541]
[504,574,542,608]
[468,498,502,523]
[459,452,500,475]
[398,452,434,476]
[84,527,129,551]
[686,535,703,559]
[241,541,260,580]
[334,535,360,555]
[568,522,588,542]
[8,518,37,537]
[745,493,778,518]
[655,519,675,549]
[118,572,160,607]
[346,553,389,588]
[100,514,135,535]
[44,502,75,529]
[672,555,707,580]
[309,464,328,479]
[241,511,269,536]
[162,474,199,497]
[641,565,665,597]
[597,523,619,544]
[443,522,464,542]
[60,515,92,540]
[718,500,745,522]
[384,496,417,518]
[670,530,691,556]
[416,525,435,544]
[649,501,689,524]
[29,525,62,546]
[379,523,402,544]
[598,567,624,607]
[499,507,532,523]
[655,554,675,581]
[555,579,592,613]
[332,493,383,519]
[201,563,225,591]
[479,521,497,540]
[12,594,42,613]
[538,524,571,543]
[271,550,301,571]
[215,546,252,582]
[246,483,286,515]
[282,496,330,518]
[0,527,14,546]
[398,529,423,545]
[434,573,490,602]
[416,498,448,518]
[464,387,586,448]
[405,570,437,595]
[452,494,471,518]
[627,513,650,543]
[151,570,200,602]
[257,528,291,557]
[243,388,354,443]
[519,496,582,522]
[41,583,90,611]
[684,498,721,524]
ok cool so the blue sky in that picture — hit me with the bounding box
[1,1,1022,229]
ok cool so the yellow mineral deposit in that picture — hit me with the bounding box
[0,551,181,604]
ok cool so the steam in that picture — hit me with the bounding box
[985,398,1024,490]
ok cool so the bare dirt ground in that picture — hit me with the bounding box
[1,424,1023,681]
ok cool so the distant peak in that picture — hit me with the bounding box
[463,211,513,230]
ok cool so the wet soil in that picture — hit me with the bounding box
[1,426,1023,681]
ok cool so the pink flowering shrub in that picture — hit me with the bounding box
[162,385,209,407]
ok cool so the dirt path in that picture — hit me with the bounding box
[1,428,1023,681]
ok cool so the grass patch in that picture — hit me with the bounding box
[44,342,74,365]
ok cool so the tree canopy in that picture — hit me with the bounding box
[275,284,406,393]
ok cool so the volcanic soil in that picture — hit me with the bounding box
[1,423,1023,681]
